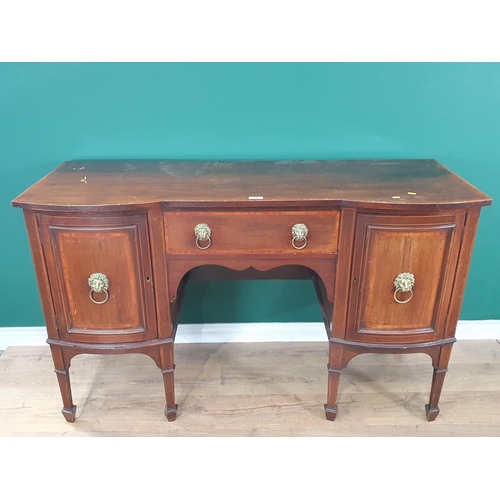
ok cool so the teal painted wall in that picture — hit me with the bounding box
[1,63,498,326]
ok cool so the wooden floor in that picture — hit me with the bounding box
[1,340,499,436]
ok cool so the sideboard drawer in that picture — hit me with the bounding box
[38,213,157,344]
[164,210,340,254]
[346,213,465,344]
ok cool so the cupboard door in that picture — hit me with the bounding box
[346,214,465,344]
[38,214,157,344]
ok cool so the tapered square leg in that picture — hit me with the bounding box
[50,345,77,422]
[162,368,178,421]
[426,344,453,422]
[159,344,178,421]
[425,368,448,421]
[325,342,345,421]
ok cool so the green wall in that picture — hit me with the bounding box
[1,63,498,326]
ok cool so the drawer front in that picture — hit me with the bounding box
[346,213,465,344]
[164,211,340,254]
[39,214,157,344]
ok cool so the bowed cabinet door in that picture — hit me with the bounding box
[38,213,157,344]
[346,213,465,344]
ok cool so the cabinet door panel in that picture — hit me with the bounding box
[346,214,464,344]
[39,214,157,343]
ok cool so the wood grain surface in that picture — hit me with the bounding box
[12,160,492,423]
[164,210,340,254]
[1,341,499,436]
[12,160,492,210]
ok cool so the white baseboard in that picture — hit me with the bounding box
[0,327,49,350]
[1,321,499,350]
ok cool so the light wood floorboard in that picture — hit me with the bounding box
[1,340,499,436]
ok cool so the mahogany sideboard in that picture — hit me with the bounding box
[12,160,492,423]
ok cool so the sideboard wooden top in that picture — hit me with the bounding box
[12,159,492,210]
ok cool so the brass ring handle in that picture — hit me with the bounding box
[292,236,308,250]
[394,288,413,304]
[88,273,109,305]
[194,223,212,250]
[393,272,415,304]
[291,223,308,250]
[89,288,109,304]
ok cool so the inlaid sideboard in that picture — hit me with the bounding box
[12,160,492,422]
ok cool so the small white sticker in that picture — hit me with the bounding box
[248,196,264,200]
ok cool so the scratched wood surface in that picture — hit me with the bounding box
[12,160,492,210]
[1,340,499,436]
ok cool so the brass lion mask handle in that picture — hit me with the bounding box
[88,273,109,304]
[291,223,308,250]
[393,272,415,304]
[194,223,212,250]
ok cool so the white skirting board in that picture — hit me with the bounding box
[0,321,499,350]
